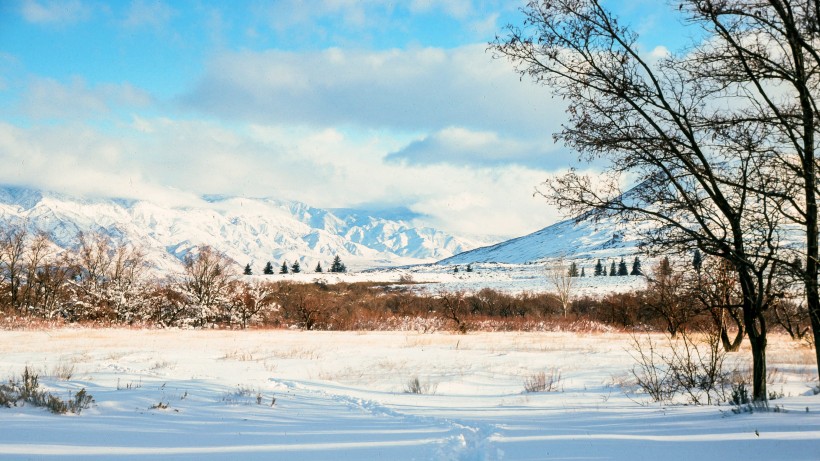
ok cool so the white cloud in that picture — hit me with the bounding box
[20,0,91,24]
[17,77,152,119]
[122,0,176,30]
[386,126,564,169]
[0,117,568,238]
[409,0,474,19]
[181,45,564,137]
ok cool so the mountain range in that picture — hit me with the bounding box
[0,186,482,272]
[0,185,652,273]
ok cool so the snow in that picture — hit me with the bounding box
[0,185,483,273]
[0,328,817,460]
[269,262,647,297]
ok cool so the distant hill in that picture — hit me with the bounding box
[0,185,481,272]
[437,209,645,266]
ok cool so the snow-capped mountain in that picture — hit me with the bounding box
[437,209,645,266]
[0,185,481,272]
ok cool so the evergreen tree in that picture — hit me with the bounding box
[617,258,628,276]
[594,259,603,276]
[280,261,289,274]
[454,266,459,273]
[315,262,323,273]
[291,260,301,273]
[610,261,617,276]
[243,263,253,276]
[693,249,703,274]
[792,257,803,272]
[659,256,672,277]
[580,267,585,277]
[465,264,473,272]
[263,261,274,275]
[330,255,346,273]
[568,262,579,277]
[630,256,642,276]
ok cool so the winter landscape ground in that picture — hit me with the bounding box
[0,328,818,461]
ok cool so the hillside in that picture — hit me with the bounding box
[437,210,644,266]
[0,186,481,272]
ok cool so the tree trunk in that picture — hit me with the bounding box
[720,325,744,352]
[746,310,768,402]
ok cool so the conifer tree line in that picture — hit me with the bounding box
[247,256,347,276]
[569,257,643,277]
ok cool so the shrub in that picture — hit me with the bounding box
[0,367,93,414]
[523,368,561,393]
[404,377,436,394]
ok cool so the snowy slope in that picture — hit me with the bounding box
[0,185,480,272]
[438,210,645,266]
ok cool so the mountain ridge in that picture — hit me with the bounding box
[0,185,483,272]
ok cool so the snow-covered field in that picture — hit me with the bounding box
[0,328,817,460]
[275,262,647,297]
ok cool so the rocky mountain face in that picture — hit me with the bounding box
[0,186,480,272]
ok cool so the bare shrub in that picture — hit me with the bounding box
[626,332,730,405]
[48,362,75,381]
[404,377,437,394]
[523,368,561,393]
[0,367,93,414]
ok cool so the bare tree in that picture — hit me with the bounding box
[546,257,574,317]
[180,245,236,327]
[228,280,277,329]
[645,258,694,338]
[439,291,470,333]
[694,257,745,351]
[492,0,791,400]
[0,225,27,311]
[682,0,820,386]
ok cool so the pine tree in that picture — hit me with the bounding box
[243,263,253,276]
[594,259,603,276]
[465,264,473,272]
[580,267,586,277]
[291,260,301,273]
[659,256,672,277]
[315,262,323,273]
[693,249,703,274]
[330,255,346,273]
[610,261,617,276]
[263,261,274,275]
[454,266,459,273]
[568,262,579,277]
[280,261,289,274]
[630,256,642,276]
[617,258,628,276]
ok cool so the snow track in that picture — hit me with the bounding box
[271,378,505,460]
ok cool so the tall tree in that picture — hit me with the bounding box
[630,256,643,276]
[609,261,617,277]
[330,255,346,273]
[617,258,629,276]
[492,0,790,400]
[243,263,253,276]
[263,261,274,275]
[291,260,301,274]
[594,259,604,276]
[568,261,579,277]
[693,249,703,274]
[684,0,820,387]
[279,261,289,274]
[314,262,323,273]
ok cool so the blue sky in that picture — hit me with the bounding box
[0,0,688,239]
